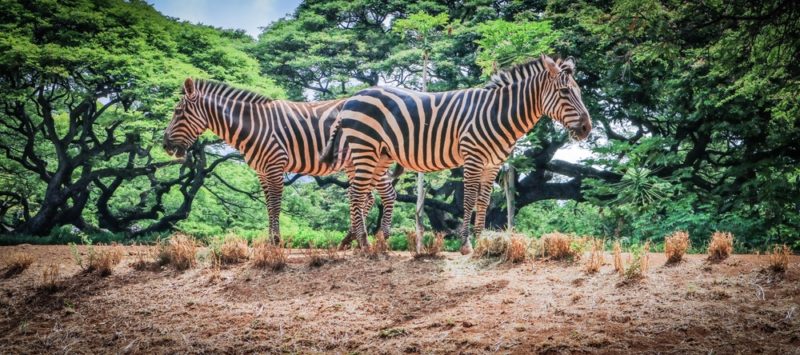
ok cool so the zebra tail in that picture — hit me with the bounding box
[319,118,341,165]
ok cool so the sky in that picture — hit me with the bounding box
[149,0,592,164]
[149,0,302,38]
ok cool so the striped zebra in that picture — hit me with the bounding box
[163,78,397,246]
[321,55,591,254]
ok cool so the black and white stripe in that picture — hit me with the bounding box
[164,78,396,245]
[321,55,591,253]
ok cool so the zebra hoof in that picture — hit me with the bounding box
[459,243,473,255]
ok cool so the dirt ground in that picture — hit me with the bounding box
[0,245,798,354]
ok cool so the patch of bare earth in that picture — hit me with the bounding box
[0,245,798,353]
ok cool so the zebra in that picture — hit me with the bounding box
[321,55,592,254]
[163,78,397,246]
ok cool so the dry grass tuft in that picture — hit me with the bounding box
[622,241,650,281]
[325,245,343,263]
[88,245,124,276]
[405,230,418,254]
[613,241,623,275]
[640,241,650,274]
[541,232,577,260]
[473,231,532,263]
[423,232,445,257]
[473,231,509,258]
[304,242,327,268]
[164,233,199,270]
[768,244,790,273]
[218,235,249,264]
[252,239,287,271]
[504,234,528,263]
[665,231,690,264]
[707,231,733,262]
[372,231,389,256]
[130,245,162,271]
[585,239,605,274]
[40,263,61,292]
[3,252,34,278]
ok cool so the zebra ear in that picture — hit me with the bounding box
[541,54,560,78]
[562,57,576,74]
[184,78,196,98]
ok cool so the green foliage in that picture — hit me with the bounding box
[1,0,798,253]
[475,19,559,75]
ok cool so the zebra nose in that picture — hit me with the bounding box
[579,114,591,139]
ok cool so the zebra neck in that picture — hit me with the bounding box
[481,77,543,149]
[202,92,265,153]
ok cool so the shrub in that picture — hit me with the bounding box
[707,231,733,262]
[474,231,531,262]
[405,230,418,254]
[69,234,96,270]
[304,242,326,268]
[40,264,60,292]
[613,241,623,275]
[665,231,690,264]
[164,233,198,270]
[3,252,33,278]
[768,244,790,273]
[372,231,389,255]
[419,232,445,257]
[252,239,287,271]
[218,234,249,264]
[325,245,343,263]
[504,234,528,263]
[130,245,162,271]
[541,232,578,261]
[585,239,604,274]
[473,231,508,258]
[623,241,650,280]
[88,245,124,276]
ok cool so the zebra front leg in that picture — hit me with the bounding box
[459,162,482,255]
[264,168,285,245]
[257,173,277,244]
[473,166,501,242]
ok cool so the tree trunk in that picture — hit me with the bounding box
[505,164,515,231]
[415,49,429,251]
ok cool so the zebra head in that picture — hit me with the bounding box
[163,78,206,159]
[540,55,592,140]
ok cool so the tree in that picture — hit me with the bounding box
[393,11,451,249]
[0,0,283,236]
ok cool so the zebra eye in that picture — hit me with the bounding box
[559,88,571,95]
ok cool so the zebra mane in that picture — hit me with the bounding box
[484,58,547,90]
[194,79,274,103]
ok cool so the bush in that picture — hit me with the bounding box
[304,242,326,268]
[40,264,60,292]
[585,239,604,274]
[768,244,790,273]
[707,231,733,262]
[88,245,124,276]
[474,231,509,258]
[372,231,389,256]
[613,241,623,275]
[474,231,532,263]
[164,233,199,270]
[623,241,650,280]
[665,231,690,264]
[3,252,33,278]
[252,239,287,271]
[504,234,528,263]
[541,232,578,261]
[218,234,249,264]
[130,245,159,271]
